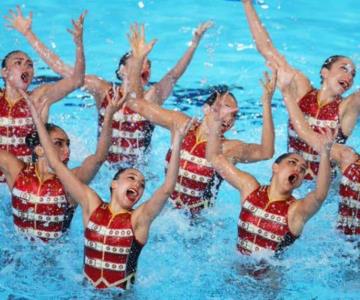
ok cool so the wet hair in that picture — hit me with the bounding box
[115,51,152,81]
[1,50,27,69]
[204,85,237,107]
[109,167,144,194]
[274,152,294,164]
[320,55,354,84]
[26,123,64,162]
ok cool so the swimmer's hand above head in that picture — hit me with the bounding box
[4,5,32,35]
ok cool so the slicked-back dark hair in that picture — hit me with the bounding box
[26,123,64,162]
[274,152,294,164]
[204,86,237,107]
[320,55,355,84]
[2,50,27,69]
[115,51,152,81]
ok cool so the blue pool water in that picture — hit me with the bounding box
[1,0,360,299]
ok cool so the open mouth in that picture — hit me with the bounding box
[288,174,298,185]
[21,72,30,84]
[126,188,138,202]
[338,80,349,91]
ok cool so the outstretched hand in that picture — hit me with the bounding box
[127,23,156,59]
[193,21,213,42]
[105,85,128,116]
[317,127,337,154]
[67,11,87,46]
[260,67,277,102]
[4,5,32,35]
[209,92,238,123]
[172,117,195,143]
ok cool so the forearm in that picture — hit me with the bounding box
[314,148,331,201]
[162,137,181,192]
[153,36,201,103]
[70,38,85,87]
[260,95,275,159]
[283,93,321,150]
[127,55,146,100]
[206,121,222,163]
[24,30,73,77]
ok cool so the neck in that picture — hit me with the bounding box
[196,120,209,142]
[109,196,130,214]
[35,158,54,181]
[318,85,338,104]
[5,85,24,103]
[268,180,292,202]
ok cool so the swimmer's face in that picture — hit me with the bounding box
[116,58,151,85]
[321,57,356,95]
[112,169,145,209]
[272,154,307,191]
[212,94,238,133]
[1,52,34,90]
[49,128,70,165]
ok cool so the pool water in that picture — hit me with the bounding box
[1,0,360,299]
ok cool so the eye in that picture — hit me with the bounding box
[129,176,135,180]
[288,160,296,166]
[54,141,63,147]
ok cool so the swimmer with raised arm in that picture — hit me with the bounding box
[242,0,360,180]
[6,6,212,166]
[122,24,276,215]
[26,83,192,289]
[0,11,86,182]
[0,82,125,241]
[206,93,334,255]
[278,67,360,236]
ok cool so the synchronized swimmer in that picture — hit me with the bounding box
[0,2,359,292]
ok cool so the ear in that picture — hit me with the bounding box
[320,67,329,81]
[1,67,8,79]
[34,145,44,158]
[203,104,211,115]
[272,163,280,174]
[118,65,127,79]
[111,180,119,191]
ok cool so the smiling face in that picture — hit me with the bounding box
[1,51,34,91]
[272,153,307,192]
[321,57,356,95]
[111,168,145,210]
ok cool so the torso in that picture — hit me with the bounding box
[237,185,298,255]
[0,89,34,182]
[337,159,360,235]
[165,122,223,215]
[84,202,143,290]
[98,88,154,166]
[288,89,346,180]
[11,164,73,241]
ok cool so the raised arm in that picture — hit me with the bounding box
[6,7,109,106]
[206,94,259,201]
[242,0,311,99]
[146,21,212,105]
[126,24,189,130]
[71,86,127,184]
[289,130,333,235]
[20,90,101,225]
[133,118,194,243]
[23,11,85,121]
[223,69,276,163]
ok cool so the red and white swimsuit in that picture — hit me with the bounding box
[237,186,298,255]
[288,89,346,180]
[84,203,143,290]
[0,90,34,182]
[337,159,360,235]
[98,88,154,166]
[11,164,73,241]
[165,123,222,214]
